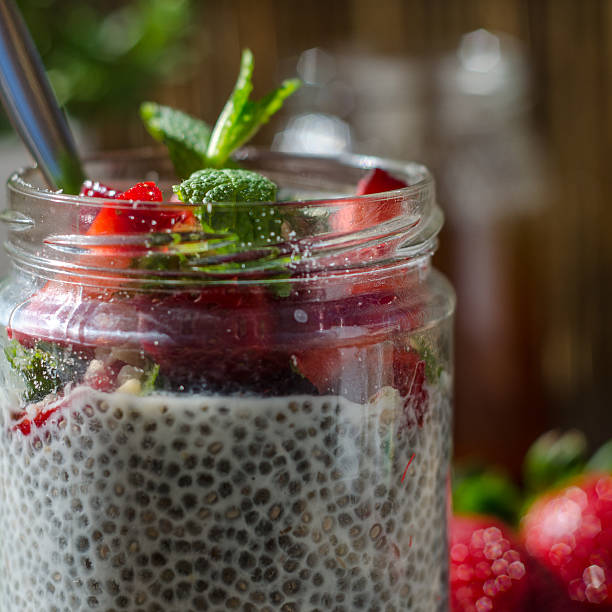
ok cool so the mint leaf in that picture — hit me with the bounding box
[453,467,523,526]
[163,168,292,295]
[587,439,612,473]
[5,340,62,402]
[174,168,277,205]
[523,429,587,494]
[174,168,282,247]
[205,49,254,168]
[141,363,160,395]
[140,51,300,173]
[411,338,443,383]
[205,49,301,168]
[140,102,211,178]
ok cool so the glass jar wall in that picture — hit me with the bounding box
[0,150,454,611]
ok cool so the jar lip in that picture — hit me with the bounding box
[3,148,441,286]
[7,147,434,208]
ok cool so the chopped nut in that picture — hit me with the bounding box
[116,378,141,395]
[117,365,144,386]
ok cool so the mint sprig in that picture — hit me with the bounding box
[174,168,277,206]
[587,439,612,473]
[4,340,92,402]
[140,49,301,176]
[173,168,282,248]
[141,363,160,395]
[4,340,63,402]
[523,429,588,494]
[411,338,443,384]
[134,168,293,296]
[140,102,212,179]
[205,49,301,168]
[453,467,523,526]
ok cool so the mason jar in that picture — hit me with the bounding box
[0,149,454,611]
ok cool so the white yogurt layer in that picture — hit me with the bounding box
[0,385,451,612]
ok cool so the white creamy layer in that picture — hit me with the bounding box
[0,385,451,612]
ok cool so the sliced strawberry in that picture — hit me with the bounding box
[79,180,122,199]
[134,286,296,394]
[394,348,428,429]
[9,179,200,355]
[78,180,197,275]
[87,180,161,240]
[294,343,429,423]
[13,385,105,436]
[333,167,407,233]
[78,180,122,231]
[356,167,407,196]
[117,181,163,202]
[292,348,341,395]
[14,413,31,435]
[86,181,194,236]
[291,344,376,400]
[14,404,61,436]
[285,283,430,414]
[327,168,411,297]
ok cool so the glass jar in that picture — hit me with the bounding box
[0,149,454,611]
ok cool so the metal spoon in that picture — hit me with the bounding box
[0,0,85,193]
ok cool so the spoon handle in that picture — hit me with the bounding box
[0,0,85,193]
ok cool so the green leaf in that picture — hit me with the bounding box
[141,363,160,395]
[149,168,292,295]
[453,467,523,526]
[587,439,612,473]
[205,48,254,168]
[140,102,211,178]
[523,429,587,494]
[205,49,301,168]
[4,340,63,402]
[410,338,443,383]
[174,168,277,206]
[175,168,283,251]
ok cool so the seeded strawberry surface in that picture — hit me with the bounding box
[79,179,122,199]
[451,515,530,612]
[522,474,612,609]
[356,167,408,196]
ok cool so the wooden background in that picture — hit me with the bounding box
[65,0,612,470]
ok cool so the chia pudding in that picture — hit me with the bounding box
[0,54,454,612]
[0,380,451,611]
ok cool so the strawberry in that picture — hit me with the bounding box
[14,405,59,436]
[79,180,122,199]
[521,474,612,608]
[86,181,186,236]
[13,385,105,436]
[451,515,531,612]
[394,348,428,428]
[78,180,122,231]
[133,287,308,394]
[117,181,163,202]
[332,168,407,236]
[355,167,408,196]
[80,179,197,237]
[327,168,412,299]
[284,282,431,416]
[9,180,196,361]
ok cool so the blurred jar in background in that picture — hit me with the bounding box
[273,47,426,159]
[276,34,550,472]
[431,29,549,471]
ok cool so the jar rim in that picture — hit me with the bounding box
[3,148,442,287]
[7,147,434,207]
